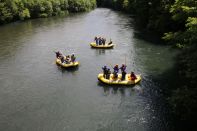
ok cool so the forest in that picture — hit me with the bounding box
[0,0,96,24]
[0,0,197,129]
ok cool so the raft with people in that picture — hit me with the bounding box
[90,42,114,48]
[98,64,141,85]
[56,59,79,68]
[98,73,141,85]
[55,51,79,68]
[90,36,114,48]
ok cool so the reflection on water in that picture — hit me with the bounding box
[96,48,106,55]
[56,64,79,72]
[0,8,176,131]
[98,82,143,97]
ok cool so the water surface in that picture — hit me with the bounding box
[0,8,177,131]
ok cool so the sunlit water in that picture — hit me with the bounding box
[0,8,177,131]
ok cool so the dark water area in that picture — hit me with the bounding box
[0,8,178,131]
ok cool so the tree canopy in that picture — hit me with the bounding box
[0,0,96,24]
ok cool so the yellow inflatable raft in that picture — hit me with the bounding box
[90,42,114,48]
[98,73,141,85]
[56,58,79,68]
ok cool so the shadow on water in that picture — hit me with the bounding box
[93,48,106,55]
[97,81,143,95]
[141,63,181,131]
[90,47,114,55]
[56,64,79,73]
[133,31,165,45]
[148,60,197,131]
[121,15,165,45]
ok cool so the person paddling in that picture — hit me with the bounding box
[120,64,127,80]
[113,65,119,79]
[120,64,127,72]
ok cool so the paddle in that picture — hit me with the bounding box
[124,54,127,66]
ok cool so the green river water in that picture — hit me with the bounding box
[0,8,178,131]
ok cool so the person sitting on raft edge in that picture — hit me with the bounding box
[55,51,62,58]
[130,71,137,80]
[108,39,112,45]
[71,53,76,63]
[65,55,70,64]
[60,55,64,63]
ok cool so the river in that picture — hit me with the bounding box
[0,8,177,131]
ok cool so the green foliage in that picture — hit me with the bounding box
[171,42,197,122]
[163,0,197,125]
[163,0,197,47]
[97,0,197,126]
[0,2,13,24]
[0,0,96,24]
[68,0,96,12]
[97,0,174,32]
[19,8,30,20]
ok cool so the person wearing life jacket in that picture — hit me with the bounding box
[106,68,111,79]
[71,54,76,63]
[130,71,137,80]
[102,66,108,78]
[121,70,126,80]
[98,37,102,45]
[60,56,64,63]
[65,55,70,64]
[103,38,106,45]
[95,36,99,45]
[120,64,127,72]
[113,64,119,73]
[55,51,62,58]
[113,71,118,79]
[113,65,119,79]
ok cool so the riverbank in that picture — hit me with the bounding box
[0,0,96,25]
